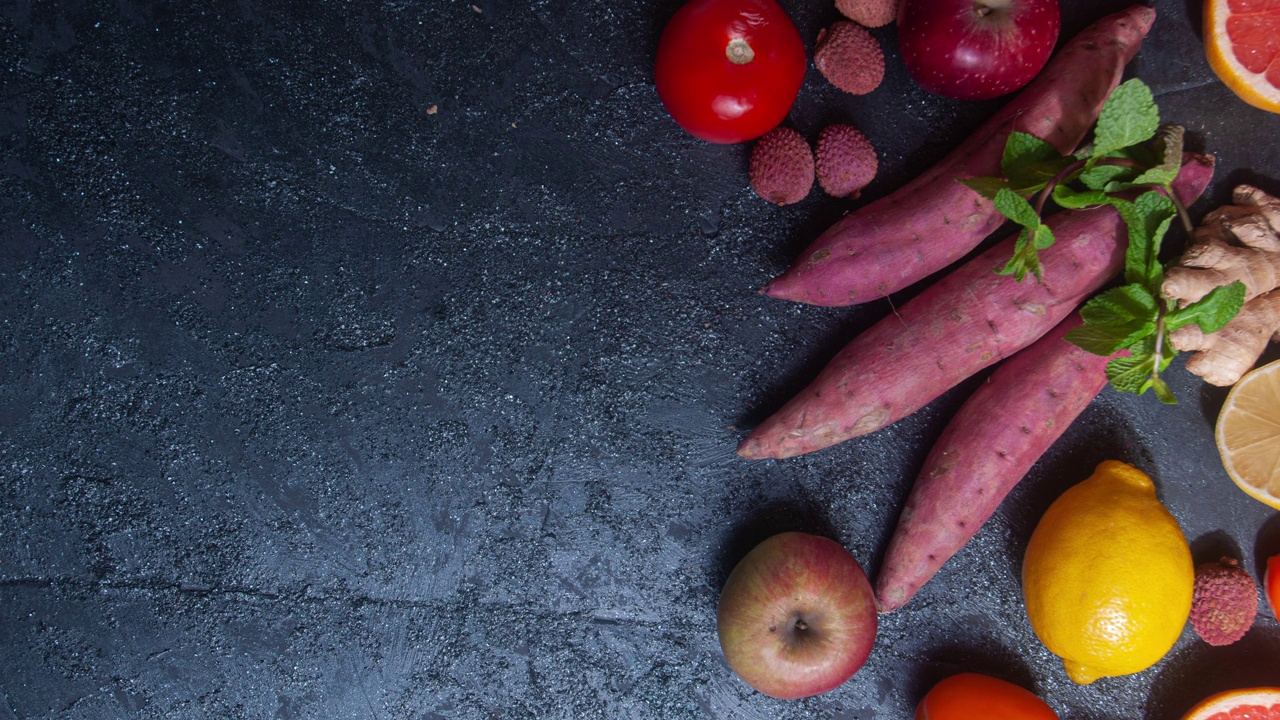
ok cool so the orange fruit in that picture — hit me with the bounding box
[1180,687,1280,720]
[1205,0,1280,112]
[915,673,1059,720]
[1215,359,1280,510]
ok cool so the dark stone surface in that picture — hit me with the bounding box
[2,0,1278,718]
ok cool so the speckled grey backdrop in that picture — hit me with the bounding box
[1,0,1277,718]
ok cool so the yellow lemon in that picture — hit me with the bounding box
[1022,460,1193,684]
[1215,358,1280,510]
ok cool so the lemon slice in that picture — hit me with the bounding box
[1215,358,1280,510]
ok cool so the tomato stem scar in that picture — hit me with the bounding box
[726,37,755,64]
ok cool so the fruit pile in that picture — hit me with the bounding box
[649,0,1280,712]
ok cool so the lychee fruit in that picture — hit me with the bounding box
[814,22,885,96]
[815,124,878,199]
[835,0,897,28]
[749,127,814,205]
[1190,556,1259,646]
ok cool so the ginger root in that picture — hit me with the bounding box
[1163,184,1280,386]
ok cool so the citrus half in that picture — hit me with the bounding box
[1205,0,1280,112]
[1181,687,1280,720]
[1215,358,1280,510]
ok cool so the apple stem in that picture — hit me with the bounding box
[794,619,808,631]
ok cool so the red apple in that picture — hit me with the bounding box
[716,532,877,699]
[1267,553,1279,620]
[897,0,1060,100]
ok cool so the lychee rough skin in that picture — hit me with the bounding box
[1190,557,1259,646]
[749,127,814,206]
[835,0,897,28]
[814,22,885,96]
[815,124,878,199]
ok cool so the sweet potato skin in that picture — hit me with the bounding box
[737,154,1215,460]
[874,314,1111,613]
[761,5,1156,307]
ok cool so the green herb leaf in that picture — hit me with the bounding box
[1150,376,1177,404]
[997,227,1043,281]
[1106,351,1155,395]
[994,187,1041,229]
[1081,284,1159,326]
[1065,322,1147,356]
[1093,79,1160,158]
[1001,131,1072,195]
[1124,191,1177,288]
[1067,284,1159,355]
[1079,163,1137,191]
[1132,125,1184,187]
[1031,223,1054,249]
[992,189,1055,282]
[1166,281,1247,334]
[1051,185,1111,209]
[1102,331,1179,403]
[959,176,1010,200]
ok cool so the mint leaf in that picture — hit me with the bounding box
[1081,284,1159,326]
[1150,376,1177,405]
[1166,281,1247,333]
[1066,322,1147,356]
[1124,191,1177,288]
[992,189,1055,282]
[1107,352,1155,395]
[1079,163,1137,191]
[959,176,1010,200]
[1031,223,1054,249]
[1103,333,1179,403]
[998,226,1039,280]
[1052,186,1111,209]
[1068,285,1159,355]
[994,187,1041,228]
[1132,125,1184,187]
[1093,79,1160,158]
[1001,131,1072,195]
[999,225,1055,281]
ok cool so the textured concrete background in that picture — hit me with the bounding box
[1,0,1278,718]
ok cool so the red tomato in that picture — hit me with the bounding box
[654,0,806,144]
[916,673,1060,720]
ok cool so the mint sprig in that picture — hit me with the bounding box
[960,78,1245,403]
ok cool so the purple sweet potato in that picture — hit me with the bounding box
[761,5,1155,307]
[737,153,1214,460]
[874,314,1114,613]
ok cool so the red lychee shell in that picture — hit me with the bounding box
[835,0,897,28]
[749,127,814,205]
[1190,557,1259,646]
[815,124,877,199]
[814,22,885,96]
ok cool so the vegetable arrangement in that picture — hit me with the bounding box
[737,153,1214,459]
[760,6,1155,306]
[665,0,1280,705]
[874,314,1115,613]
[963,78,1246,402]
[734,1,1277,623]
